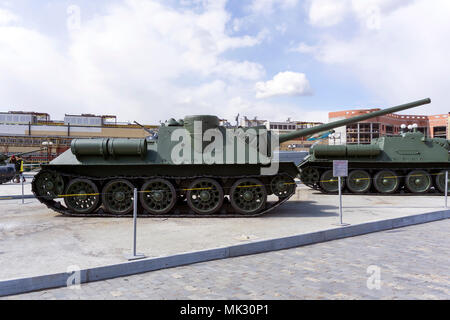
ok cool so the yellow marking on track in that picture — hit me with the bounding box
[57,193,100,198]
[236,184,263,188]
[182,187,213,191]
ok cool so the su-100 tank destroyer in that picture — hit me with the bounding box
[31,98,430,217]
[299,118,450,195]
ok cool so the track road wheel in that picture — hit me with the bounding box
[186,178,224,215]
[140,178,176,214]
[347,170,371,193]
[230,178,267,215]
[435,170,450,193]
[64,178,100,214]
[300,167,320,187]
[405,170,431,193]
[373,170,399,194]
[102,179,135,215]
[319,170,344,193]
[33,170,64,200]
[270,174,296,198]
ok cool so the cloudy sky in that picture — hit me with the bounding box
[0,0,447,124]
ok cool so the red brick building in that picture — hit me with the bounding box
[329,109,449,144]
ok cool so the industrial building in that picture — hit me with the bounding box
[0,111,157,163]
[329,109,449,145]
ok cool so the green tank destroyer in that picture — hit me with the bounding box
[31,98,430,217]
[298,109,450,194]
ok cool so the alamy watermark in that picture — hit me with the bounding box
[365,5,381,30]
[67,5,81,32]
[169,122,280,175]
[366,265,381,290]
[66,265,81,289]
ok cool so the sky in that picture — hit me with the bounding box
[0,0,448,124]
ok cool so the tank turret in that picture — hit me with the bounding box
[32,98,430,217]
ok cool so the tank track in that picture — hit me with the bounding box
[32,170,295,218]
[300,165,450,195]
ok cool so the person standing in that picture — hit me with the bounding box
[8,155,20,183]
[16,156,25,183]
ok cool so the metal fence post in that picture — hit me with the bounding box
[445,171,448,209]
[21,175,24,205]
[126,188,146,261]
[338,176,343,224]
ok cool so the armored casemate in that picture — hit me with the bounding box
[31,98,430,217]
[299,114,450,194]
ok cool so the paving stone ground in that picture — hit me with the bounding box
[3,219,449,300]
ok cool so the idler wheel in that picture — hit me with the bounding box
[33,170,64,200]
[230,178,267,215]
[64,178,100,214]
[405,170,431,193]
[373,170,400,194]
[300,167,320,186]
[270,174,296,198]
[140,178,176,214]
[319,170,344,193]
[102,179,135,215]
[347,170,371,193]
[435,170,450,193]
[186,178,224,215]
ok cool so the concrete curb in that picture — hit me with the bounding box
[1,210,448,297]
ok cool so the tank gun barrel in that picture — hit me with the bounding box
[278,98,431,143]
[134,121,155,135]
[17,148,46,157]
[0,148,46,161]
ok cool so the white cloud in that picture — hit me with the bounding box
[0,1,274,123]
[307,0,348,27]
[255,71,312,99]
[0,7,18,25]
[289,42,318,54]
[301,0,450,115]
[250,0,299,15]
[228,97,328,123]
[307,0,412,29]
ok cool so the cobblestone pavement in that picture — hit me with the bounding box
[3,220,450,300]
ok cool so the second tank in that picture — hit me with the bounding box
[299,124,450,194]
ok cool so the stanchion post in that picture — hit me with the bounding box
[21,175,24,205]
[126,188,146,261]
[445,171,448,209]
[338,176,343,224]
[332,160,350,227]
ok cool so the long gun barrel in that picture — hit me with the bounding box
[17,148,47,157]
[278,98,431,143]
[0,148,46,161]
[134,121,155,135]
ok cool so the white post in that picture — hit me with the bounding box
[445,171,448,209]
[126,188,145,261]
[21,175,24,205]
[133,188,137,256]
[338,176,343,224]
